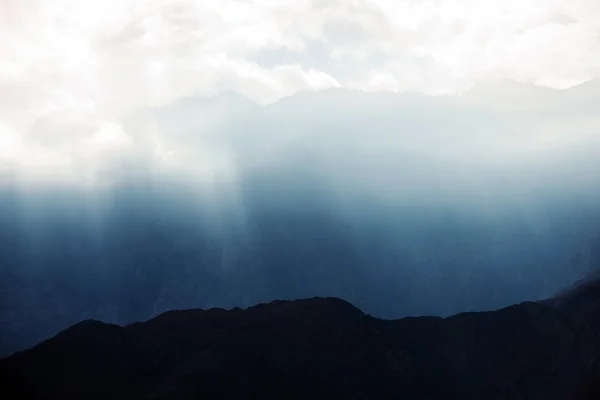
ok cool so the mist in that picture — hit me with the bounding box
[1,82,600,356]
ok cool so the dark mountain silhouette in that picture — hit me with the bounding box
[1,270,600,400]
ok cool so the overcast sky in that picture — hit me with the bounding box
[1,0,600,186]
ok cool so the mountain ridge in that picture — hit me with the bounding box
[2,274,600,399]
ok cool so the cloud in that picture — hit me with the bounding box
[1,0,600,182]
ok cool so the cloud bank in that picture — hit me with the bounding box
[1,0,600,181]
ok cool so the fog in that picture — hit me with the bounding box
[1,82,600,355]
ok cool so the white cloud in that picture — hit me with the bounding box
[0,0,599,177]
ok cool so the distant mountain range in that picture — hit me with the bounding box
[2,268,599,400]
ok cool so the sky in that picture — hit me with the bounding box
[1,0,600,183]
[3,0,600,355]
